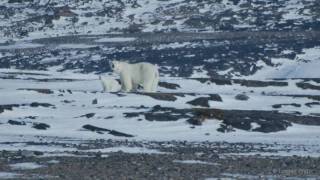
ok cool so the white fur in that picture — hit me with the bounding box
[99,76,121,92]
[110,61,159,92]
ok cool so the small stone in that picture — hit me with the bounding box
[235,94,250,101]
[92,98,98,104]
[30,102,54,108]
[79,113,95,118]
[32,123,50,130]
[158,82,180,89]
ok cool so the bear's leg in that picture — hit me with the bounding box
[100,76,108,92]
[120,74,132,92]
[151,72,159,92]
[142,79,154,92]
[132,81,139,92]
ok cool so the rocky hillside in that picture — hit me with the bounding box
[1,0,320,40]
[1,0,320,78]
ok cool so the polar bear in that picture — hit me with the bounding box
[110,61,159,92]
[99,75,121,92]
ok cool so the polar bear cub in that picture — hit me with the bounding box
[99,75,121,92]
[110,61,159,92]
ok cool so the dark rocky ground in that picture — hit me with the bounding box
[1,140,320,179]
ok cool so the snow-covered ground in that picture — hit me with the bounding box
[0,65,319,157]
[0,31,320,157]
[9,162,44,170]
[247,46,320,79]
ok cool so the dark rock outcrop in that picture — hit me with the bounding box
[272,103,301,109]
[296,82,320,91]
[82,124,134,137]
[138,93,178,101]
[8,120,26,126]
[187,94,223,107]
[30,102,54,108]
[32,123,50,130]
[158,82,181,89]
[79,113,95,118]
[17,88,54,94]
[305,102,320,108]
[124,105,320,133]
[187,97,211,107]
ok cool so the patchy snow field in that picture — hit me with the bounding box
[1,0,320,178]
[0,31,320,160]
[0,65,320,157]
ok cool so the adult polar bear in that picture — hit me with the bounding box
[110,61,159,92]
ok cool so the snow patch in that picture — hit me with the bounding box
[0,42,43,49]
[0,172,21,179]
[10,162,44,170]
[250,122,261,130]
[190,65,209,78]
[95,37,136,43]
[57,44,98,49]
[47,160,60,164]
[84,147,168,154]
[152,42,192,50]
[248,47,320,79]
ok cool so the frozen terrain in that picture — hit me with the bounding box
[1,0,320,41]
[0,0,320,179]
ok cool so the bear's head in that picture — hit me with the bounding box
[109,60,122,73]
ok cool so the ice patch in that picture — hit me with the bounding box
[10,162,44,170]
[184,54,196,58]
[217,68,233,76]
[84,147,168,154]
[250,122,261,130]
[152,42,192,50]
[0,172,21,179]
[95,37,136,43]
[248,47,320,79]
[0,42,43,49]
[57,44,98,49]
[47,160,60,164]
[40,57,59,64]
